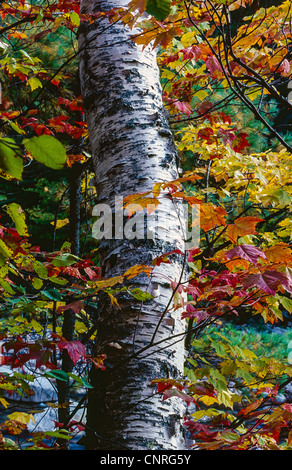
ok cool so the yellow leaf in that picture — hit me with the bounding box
[92,276,124,290]
[70,11,80,27]
[50,218,69,229]
[0,398,9,409]
[27,76,42,91]
[107,292,120,308]
[7,412,35,425]
[180,31,196,48]
[198,395,219,406]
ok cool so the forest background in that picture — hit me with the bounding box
[0,0,292,451]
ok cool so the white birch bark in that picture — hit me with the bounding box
[79,0,188,450]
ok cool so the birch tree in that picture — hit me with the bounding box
[78,0,189,450]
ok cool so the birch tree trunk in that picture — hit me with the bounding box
[79,0,188,450]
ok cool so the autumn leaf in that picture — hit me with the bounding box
[57,340,87,365]
[50,218,69,229]
[264,244,292,264]
[129,0,147,13]
[7,412,35,425]
[162,388,197,406]
[174,101,193,116]
[123,192,160,215]
[123,264,152,279]
[200,203,227,232]
[231,132,250,153]
[225,244,267,265]
[6,203,28,236]
[225,216,264,243]
[27,76,42,91]
[91,275,124,290]
[242,269,289,295]
[57,301,84,315]
[152,249,184,266]
[205,56,223,74]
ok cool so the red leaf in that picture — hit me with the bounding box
[57,340,86,365]
[205,56,223,74]
[182,306,209,322]
[162,388,196,406]
[242,270,289,295]
[225,244,267,265]
[57,301,84,315]
[181,45,201,62]
[174,101,193,116]
[197,127,214,143]
[152,249,184,266]
[232,132,250,153]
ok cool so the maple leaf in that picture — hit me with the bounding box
[225,244,267,265]
[197,127,214,143]
[123,264,152,279]
[242,269,289,295]
[91,354,107,371]
[57,340,86,365]
[173,101,193,116]
[200,203,227,232]
[123,192,160,215]
[152,249,184,266]
[187,248,201,262]
[205,56,223,74]
[181,45,201,62]
[162,388,196,406]
[57,301,84,315]
[264,244,292,264]
[182,306,209,322]
[152,378,184,393]
[231,132,250,153]
[129,0,147,13]
[225,216,264,243]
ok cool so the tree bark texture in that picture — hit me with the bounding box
[79,0,188,450]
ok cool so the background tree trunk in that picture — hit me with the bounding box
[79,0,188,450]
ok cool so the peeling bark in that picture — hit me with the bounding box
[79,0,188,450]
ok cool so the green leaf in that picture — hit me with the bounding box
[33,260,48,279]
[128,287,154,301]
[23,135,67,170]
[6,203,28,236]
[278,296,292,314]
[52,253,79,267]
[41,288,62,301]
[45,430,71,440]
[146,0,171,21]
[68,373,93,389]
[70,11,80,27]
[44,369,69,382]
[0,239,12,259]
[0,138,23,180]
[32,278,43,290]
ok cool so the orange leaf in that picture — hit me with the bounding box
[123,192,160,215]
[200,203,227,232]
[128,0,147,13]
[264,243,292,264]
[225,216,263,243]
[123,264,152,279]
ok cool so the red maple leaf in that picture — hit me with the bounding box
[225,244,267,265]
[232,132,250,153]
[242,269,288,295]
[57,340,86,365]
